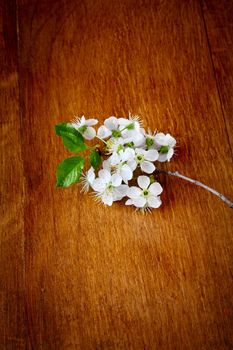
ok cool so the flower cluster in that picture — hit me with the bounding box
[55,114,176,211]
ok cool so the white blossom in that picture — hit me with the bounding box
[122,130,145,147]
[62,114,178,211]
[71,116,98,140]
[106,137,125,154]
[91,169,128,206]
[118,116,145,147]
[97,115,145,146]
[97,116,120,139]
[140,128,157,149]
[108,148,136,184]
[119,113,143,129]
[80,167,95,193]
[126,176,163,209]
[133,148,159,174]
[118,117,140,132]
[154,133,176,162]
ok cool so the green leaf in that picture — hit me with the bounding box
[55,123,86,153]
[56,156,85,188]
[89,150,101,169]
[55,122,75,136]
[60,131,87,153]
[55,123,67,136]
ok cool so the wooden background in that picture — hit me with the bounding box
[1,0,233,349]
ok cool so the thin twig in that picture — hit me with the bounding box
[155,169,233,208]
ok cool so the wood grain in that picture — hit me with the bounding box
[202,0,233,153]
[0,0,27,348]
[1,0,233,348]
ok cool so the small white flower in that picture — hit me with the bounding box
[91,169,128,206]
[97,116,120,139]
[133,148,159,174]
[126,175,163,209]
[97,125,111,139]
[105,137,125,154]
[118,118,140,132]
[97,115,145,148]
[118,115,145,146]
[71,115,98,140]
[105,116,119,130]
[109,148,136,184]
[122,130,145,147]
[154,133,176,162]
[119,115,144,146]
[141,128,157,149]
[119,113,143,130]
[102,158,111,170]
[80,167,95,193]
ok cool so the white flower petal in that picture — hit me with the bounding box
[121,128,137,139]
[167,148,174,161]
[127,159,137,171]
[147,195,162,208]
[134,134,145,147]
[158,153,168,162]
[102,159,111,170]
[120,164,133,182]
[127,187,142,199]
[166,134,176,147]
[92,178,106,192]
[137,175,150,189]
[98,169,111,183]
[104,116,119,130]
[111,173,122,187]
[87,167,95,184]
[123,131,145,147]
[97,125,112,139]
[140,127,146,135]
[114,185,129,200]
[120,184,129,194]
[85,118,98,126]
[107,137,124,153]
[118,117,129,126]
[121,148,135,161]
[125,199,133,205]
[102,193,113,206]
[80,116,86,125]
[149,182,163,195]
[129,132,145,147]
[154,132,167,146]
[109,152,121,165]
[120,120,140,133]
[83,127,96,140]
[132,197,147,208]
[135,148,146,156]
[141,161,155,174]
[145,149,159,161]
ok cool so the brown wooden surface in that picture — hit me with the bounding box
[203,0,233,152]
[1,0,233,349]
[0,0,27,349]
